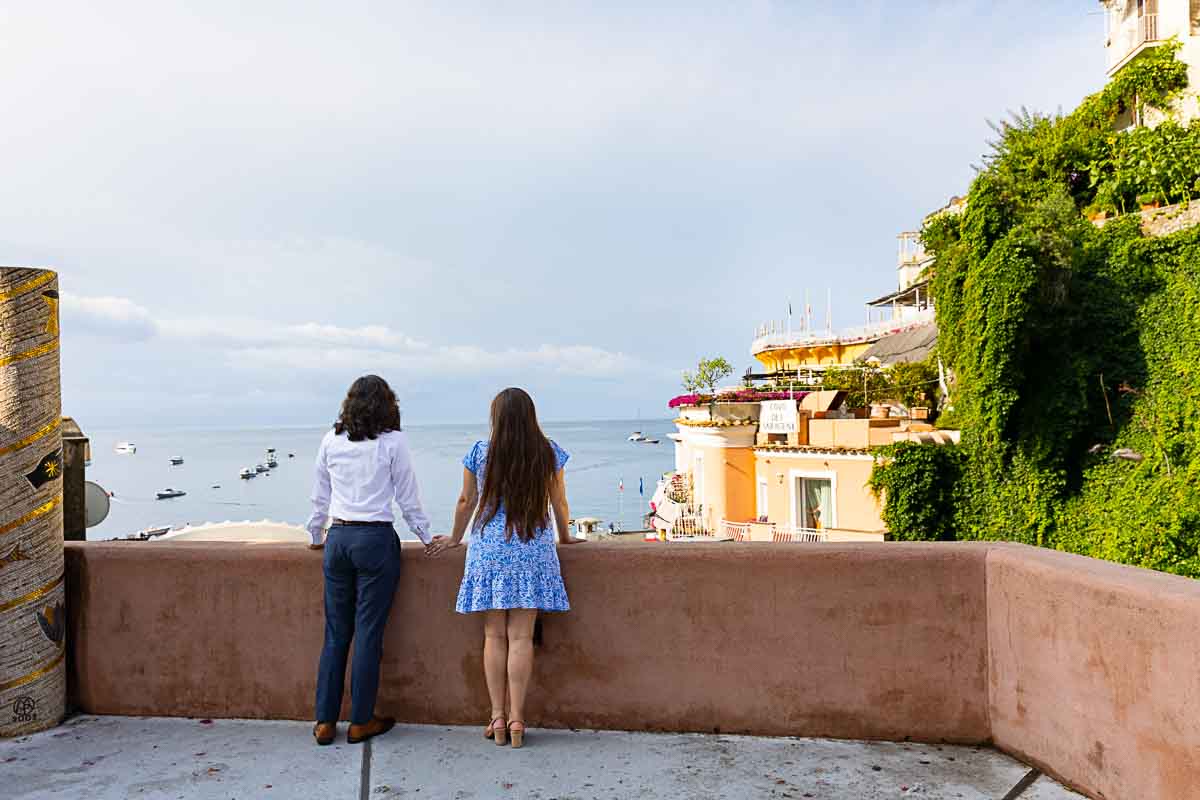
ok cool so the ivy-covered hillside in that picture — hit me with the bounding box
[870,42,1200,577]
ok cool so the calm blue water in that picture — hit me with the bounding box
[85,420,675,540]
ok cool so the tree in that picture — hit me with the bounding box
[682,357,733,395]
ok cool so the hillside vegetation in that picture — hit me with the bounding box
[870,42,1200,577]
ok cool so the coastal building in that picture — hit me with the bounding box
[749,200,955,383]
[656,209,960,543]
[654,389,958,543]
[1101,0,1200,127]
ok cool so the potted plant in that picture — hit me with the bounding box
[1138,192,1161,211]
[1083,202,1109,222]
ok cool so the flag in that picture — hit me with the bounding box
[619,477,624,493]
[639,477,644,496]
[24,448,63,490]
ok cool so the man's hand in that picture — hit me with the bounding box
[425,535,461,557]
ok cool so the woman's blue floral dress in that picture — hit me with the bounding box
[455,440,571,613]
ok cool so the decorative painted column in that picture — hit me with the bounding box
[0,268,64,736]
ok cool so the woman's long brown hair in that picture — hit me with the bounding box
[477,387,557,543]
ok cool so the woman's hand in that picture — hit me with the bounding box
[425,535,462,557]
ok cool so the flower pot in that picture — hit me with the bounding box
[1141,200,1161,211]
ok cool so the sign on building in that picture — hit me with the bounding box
[759,400,798,434]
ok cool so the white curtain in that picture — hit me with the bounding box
[803,479,832,530]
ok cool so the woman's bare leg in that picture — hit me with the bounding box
[505,610,538,724]
[483,611,509,720]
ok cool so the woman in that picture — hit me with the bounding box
[306,375,433,746]
[427,387,584,748]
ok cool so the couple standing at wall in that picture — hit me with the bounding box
[305,377,585,748]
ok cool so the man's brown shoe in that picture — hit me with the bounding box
[347,716,395,744]
[313,721,336,746]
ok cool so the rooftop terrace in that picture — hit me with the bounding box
[7,715,1083,799]
[8,540,1199,799]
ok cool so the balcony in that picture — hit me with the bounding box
[1107,12,1161,76]
[751,307,936,356]
[6,540,1198,798]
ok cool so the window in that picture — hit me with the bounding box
[791,472,836,531]
[756,477,769,521]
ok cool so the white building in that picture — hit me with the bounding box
[1101,0,1200,126]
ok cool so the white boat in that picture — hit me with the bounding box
[128,525,170,540]
[265,453,279,468]
[255,463,269,473]
[156,488,186,500]
[169,457,184,465]
[239,467,256,480]
[114,442,137,455]
[640,438,661,444]
[628,432,646,442]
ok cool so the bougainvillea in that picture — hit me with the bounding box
[667,390,809,409]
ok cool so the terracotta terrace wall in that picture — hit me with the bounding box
[62,540,1200,799]
[64,541,990,743]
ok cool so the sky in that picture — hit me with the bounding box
[0,1,1105,428]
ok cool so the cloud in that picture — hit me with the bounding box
[63,293,646,380]
[61,294,157,340]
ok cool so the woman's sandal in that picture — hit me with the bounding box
[484,716,507,746]
[508,720,525,749]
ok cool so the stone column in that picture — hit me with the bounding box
[0,268,65,736]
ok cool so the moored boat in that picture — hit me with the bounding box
[156,488,186,500]
[239,467,256,480]
[114,442,137,455]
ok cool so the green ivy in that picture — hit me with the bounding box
[874,42,1200,578]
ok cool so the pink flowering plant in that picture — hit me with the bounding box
[668,389,807,409]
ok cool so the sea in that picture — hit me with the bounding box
[84,419,676,540]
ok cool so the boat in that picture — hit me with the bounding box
[156,488,186,500]
[239,468,256,480]
[265,453,279,468]
[628,432,646,442]
[288,453,295,458]
[255,464,269,473]
[127,525,170,540]
[640,438,661,444]
[169,457,184,465]
[114,442,137,455]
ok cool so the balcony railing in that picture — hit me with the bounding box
[751,307,935,355]
[772,526,828,543]
[721,519,752,542]
[668,513,713,541]
[716,519,828,543]
[1109,11,1159,71]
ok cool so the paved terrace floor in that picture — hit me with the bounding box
[4,716,1085,800]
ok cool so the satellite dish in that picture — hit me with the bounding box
[84,481,111,528]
